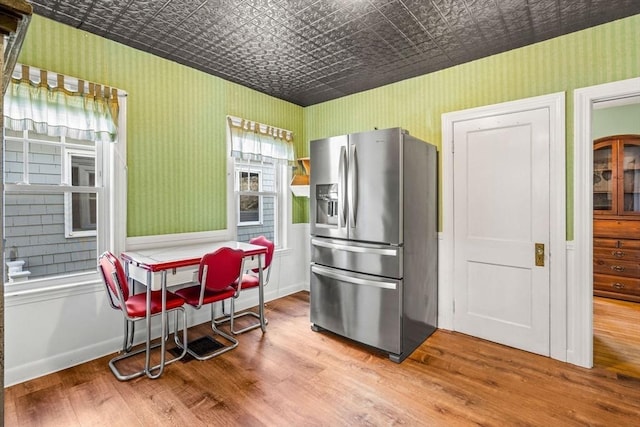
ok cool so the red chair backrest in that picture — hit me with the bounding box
[199,247,244,291]
[99,251,130,302]
[249,235,274,272]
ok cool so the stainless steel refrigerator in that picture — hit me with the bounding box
[310,127,438,362]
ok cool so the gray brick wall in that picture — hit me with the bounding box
[4,193,97,280]
[4,137,96,280]
[237,195,275,243]
[29,144,62,185]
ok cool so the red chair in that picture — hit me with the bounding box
[98,251,187,381]
[218,235,274,334]
[174,247,245,360]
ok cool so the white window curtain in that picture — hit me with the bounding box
[228,116,295,164]
[3,65,118,143]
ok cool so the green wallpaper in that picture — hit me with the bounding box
[17,16,306,236]
[305,14,640,239]
[16,14,640,238]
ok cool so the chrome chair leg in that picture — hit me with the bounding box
[126,320,135,352]
[218,297,267,335]
[110,308,188,381]
[121,318,129,353]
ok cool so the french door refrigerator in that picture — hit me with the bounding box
[310,127,438,362]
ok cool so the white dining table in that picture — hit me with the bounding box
[120,240,268,378]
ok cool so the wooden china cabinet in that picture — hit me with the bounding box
[593,134,640,302]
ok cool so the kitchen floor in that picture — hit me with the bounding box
[593,296,640,379]
[5,292,640,426]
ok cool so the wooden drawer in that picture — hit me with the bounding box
[593,219,640,239]
[593,238,640,250]
[593,247,640,261]
[594,274,640,298]
[593,258,640,278]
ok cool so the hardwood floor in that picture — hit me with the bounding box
[593,296,640,379]
[5,292,640,426]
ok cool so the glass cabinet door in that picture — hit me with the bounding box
[621,141,640,215]
[593,143,614,213]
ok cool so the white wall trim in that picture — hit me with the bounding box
[437,231,452,329]
[111,93,128,256]
[126,229,232,250]
[4,277,103,306]
[440,92,567,361]
[5,334,125,387]
[572,76,640,368]
[565,241,577,364]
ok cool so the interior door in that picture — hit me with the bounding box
[453,108,550,356]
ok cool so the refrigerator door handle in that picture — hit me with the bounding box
[339,145,348,227]
[311,265,397,290]
[311,238,398,256]
[348,144,358,227]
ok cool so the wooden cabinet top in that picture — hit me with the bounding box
[594,134,640,145]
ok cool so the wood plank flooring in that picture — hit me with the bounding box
[5,292,640,426]
[593,296,640,379]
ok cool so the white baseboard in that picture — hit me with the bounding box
[5,337,122,387]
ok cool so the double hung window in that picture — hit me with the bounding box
[234,159,280,243]
[228,116,294,247]
[3,65,124,288]
[4,131,103,281]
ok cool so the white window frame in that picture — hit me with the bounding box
[64,148,97,238]
[2,67,128,294]
[236,166,263,226]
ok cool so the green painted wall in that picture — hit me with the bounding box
[305,14,640,239]
[17,16,306,237]
[592,102,640,139]
[16,14,640,239]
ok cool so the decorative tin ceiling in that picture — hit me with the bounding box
[30,0,640,106]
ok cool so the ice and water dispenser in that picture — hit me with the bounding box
[315,184,339,226]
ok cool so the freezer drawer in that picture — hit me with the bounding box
[310,264,402,354]
[311,237,402,279]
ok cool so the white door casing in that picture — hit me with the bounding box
[573,77,640,368]
[453,109,550,356]
[441,93,566,362]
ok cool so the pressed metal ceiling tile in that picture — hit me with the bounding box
[461,0,510,38]
[29,0,640,106]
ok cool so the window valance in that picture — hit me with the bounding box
[3,64,119,143]
[228,116,295,164]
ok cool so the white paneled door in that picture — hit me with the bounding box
[453,108,551,356]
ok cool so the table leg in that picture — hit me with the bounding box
[258,253,266,333]
[144,269,153,376]
[146,270,168,379]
